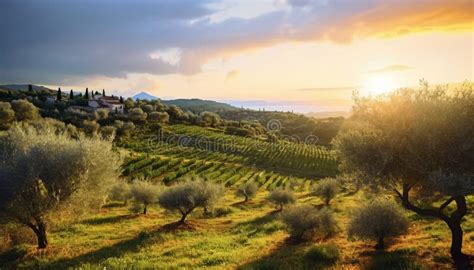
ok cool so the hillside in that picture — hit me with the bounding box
[162,98,238,113]
[0,84,54,92]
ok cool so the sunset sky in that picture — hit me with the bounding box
[0,0,472,112]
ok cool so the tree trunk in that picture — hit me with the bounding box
[279,204,283,211]
[395,185,472,270]
[143,203,147,215]
[123,199,128,206]
[375,236,384,250]
[244,195,248,202]
[36,222,48,249]
[179,213,187,224]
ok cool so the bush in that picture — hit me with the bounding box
[130,181,161,215]
[348,200,409,250]
[129,108,147,124]
[10,99,39,121]
[82,120,100,135]
[96,109,109,120]
[0,101,15,130]
[311,178,340,205]
[267,189,296,211]
[158,180,224,223]
[281,204,336,241]
[199,111,221,127]
[115,120,135,137]
[235,182,258,202]
[100,125,116,140]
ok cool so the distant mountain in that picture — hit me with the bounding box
[133,92,158,100]
[162,99,238,113]
[0,84,54,92]
[306,111,351,118]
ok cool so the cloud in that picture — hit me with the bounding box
[0,0,471,84]
[225,70,240,81]
[368,65,413,74]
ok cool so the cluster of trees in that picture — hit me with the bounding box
[333,83,473,269]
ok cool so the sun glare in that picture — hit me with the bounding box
[363,75,399,96]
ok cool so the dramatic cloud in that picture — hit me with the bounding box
[0,0,471,84]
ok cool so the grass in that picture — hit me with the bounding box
[1,189,472,269]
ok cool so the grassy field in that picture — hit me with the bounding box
[1,123,473,269]
[1,188,473,269]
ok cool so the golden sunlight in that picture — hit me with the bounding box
[362,75,400,96]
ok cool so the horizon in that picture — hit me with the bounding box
[0,0,472,112]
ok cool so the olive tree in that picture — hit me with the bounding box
[199,111,221,127]
[268,189,296,211]
[311,178,340,205]
[129,108,147,124]
[281,204,336,241]
[158,180,224,223]
[130,181,161,215]
[11,99,39,121]
[148,111,169,124]
[82,120,100,135]
[333,85,474,269]
[348,199,409,250]
[109,181,131,206]
[0,124,120,248]
[236,182,258,202]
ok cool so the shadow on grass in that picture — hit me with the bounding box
[0,246,28,268]
[232,210,282,237]
[81,214,138,225]
[362,249,422,270]
[236,242,339,270]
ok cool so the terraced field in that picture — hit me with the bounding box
[120,124,338,187]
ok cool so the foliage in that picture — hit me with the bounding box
[129,108,147,124]
[129,181,161,215]
[0,123,120,248]
[158,180,224,223]
[333,84,473,267]
[267,189,296,210]
[148,111,169,124]
[311,178,340,205]
[108,181,131,205]
[281,204,336,241]
[82,120,100,135]
[10,99,39,121]
[0,101,15,130]
[199,111,221,127]
[348,199,409,250]
[100,126,116,140]
[235,182,258,202]
[115,120,135,137]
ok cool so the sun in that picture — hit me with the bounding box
[362,75,399,96]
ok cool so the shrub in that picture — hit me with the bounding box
[348,200,409,250]
[199,111,221,127]
[82,120,100,135]
[130,181,161,215]
[10,99,39,121]
[0,124,119,248]
[158,180,224,223]
[267,189,296,211]
[100,125,116,140]
[235,182,258,202]
[96,108,109,120]
[115,120,135,137]
[311,178,340,205]
[281,204,336,241]
[0,101,15,130]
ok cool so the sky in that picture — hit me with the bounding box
[0,0,472,112]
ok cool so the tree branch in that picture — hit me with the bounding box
[439,197,454,213]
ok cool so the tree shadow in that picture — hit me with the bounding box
[81,214,138,225]
[362,249,422,270]
[40,228,165,269]
[231,210,281,237]
[0,246,28,268]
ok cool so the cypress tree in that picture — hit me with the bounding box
[92,91,95,99]
[70,90,74,99]
[102,89,105,97]
[85,88,89,99]
[28,84,33,92]
[119,96,124,103]
[57,88,62,101]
